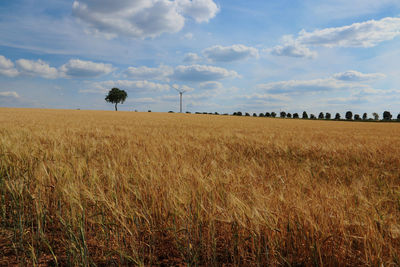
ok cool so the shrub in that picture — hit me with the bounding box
[168,111,174,113]
[372,113,379,120]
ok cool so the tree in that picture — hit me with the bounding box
[271,112,277,118]
[293,113,299,119]
[259,113,265,117]
[362,113,368,120]
[287,113,292,118]
[325,113,331,120]
[345,111,353,120]
[237,111,243,116]
[383,111,392,120]
[245,112,250,116]
[354,114,361,120]
[397,113,400,121]
[302,111,308,119]
[265,112,271,117]
[335,113,341,120]
[318,112,324,119]
[310,114,316,119]
[253,113,257,117]
[280,111,286,118]
[105,88,127,111]
[372,112,379,120]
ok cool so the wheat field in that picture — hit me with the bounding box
[0,108,399,266]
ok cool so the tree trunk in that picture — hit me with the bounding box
[115,103,118,111]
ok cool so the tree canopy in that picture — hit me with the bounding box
[105,88,127,111]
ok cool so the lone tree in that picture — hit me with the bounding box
[105,88,127,111]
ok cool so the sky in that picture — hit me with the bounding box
[0,0,400,116]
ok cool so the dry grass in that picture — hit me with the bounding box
[0,107,399,266]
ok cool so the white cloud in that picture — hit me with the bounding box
[172,84,195,92]
[333,70,386,81]
[242,93,291,102]
[124,65,173,81]
[199,81,222,90]
[172,64,239,82]
[0,55,19,77]
[257,78,368,94]
[177,0,219,23]
[59,59,114,78]
[162,90,215,101]
[0,91,19,98]
[128,97,159,104]
[270,36,317,58]
[271,17,400,58]
[183,32,194,40]
[183,53,201,63]
[298,17,400,48]
[16,59,58,79]
[84,80,171,94]
[203,44,259,62]
[72,0,218,39]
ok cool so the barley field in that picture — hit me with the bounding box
[0,108,399,266]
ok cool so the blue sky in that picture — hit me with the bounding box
[1,0,400,115]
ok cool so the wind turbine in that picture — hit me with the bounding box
[175,88,186,113]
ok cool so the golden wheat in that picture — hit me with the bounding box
[0,108,399,266]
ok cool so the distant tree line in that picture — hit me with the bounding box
[223,110,400,121]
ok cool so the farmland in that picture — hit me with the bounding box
[0,108,399,266]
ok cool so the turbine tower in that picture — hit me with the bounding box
[175,88,186,113]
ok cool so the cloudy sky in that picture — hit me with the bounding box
[1,0,400,115]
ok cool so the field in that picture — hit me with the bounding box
[0,108,399,266]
